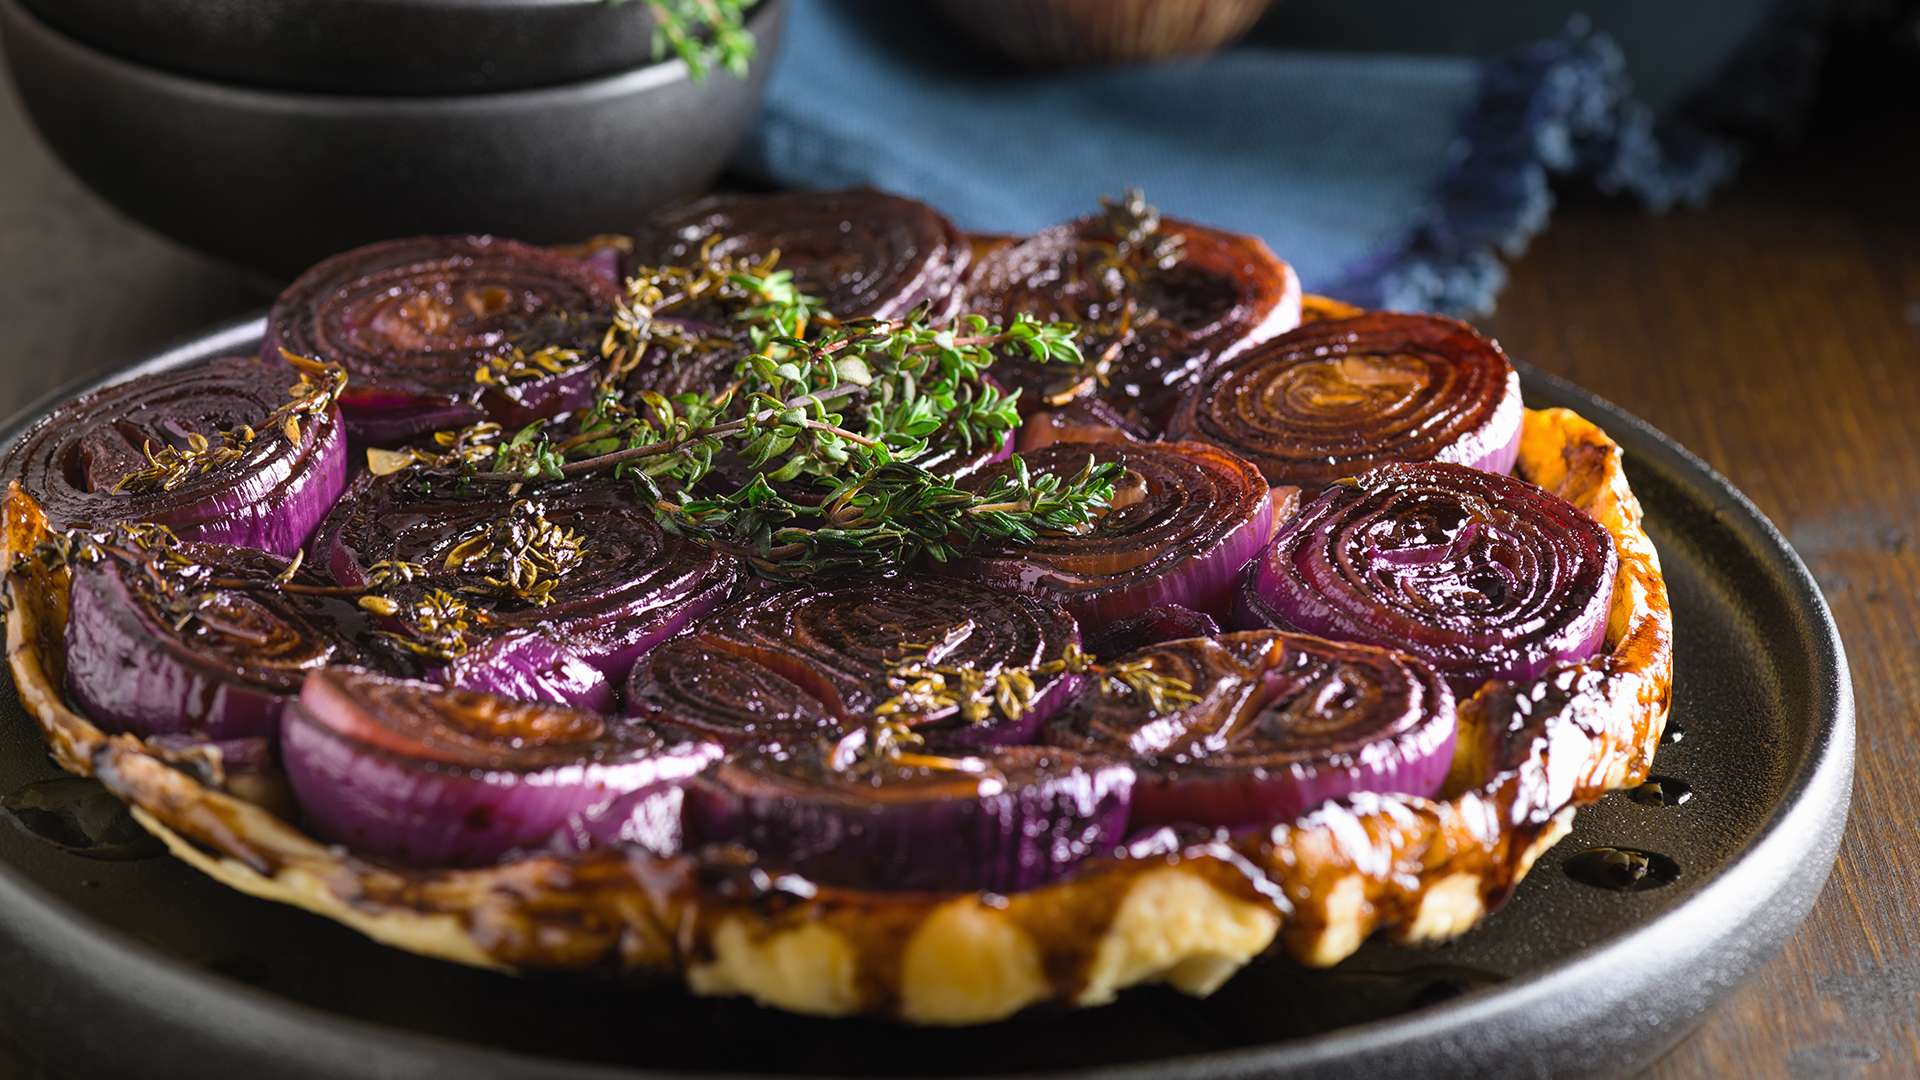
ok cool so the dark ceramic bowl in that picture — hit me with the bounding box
[0,0,782,277]
[16,0,711,95]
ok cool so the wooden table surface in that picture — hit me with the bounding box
[0,30,1914,1080]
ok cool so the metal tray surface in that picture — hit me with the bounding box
[0,318,1854,1079]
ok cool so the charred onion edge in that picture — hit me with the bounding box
[0,406,1670,1024]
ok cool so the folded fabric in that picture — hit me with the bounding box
[738,0,1815,314]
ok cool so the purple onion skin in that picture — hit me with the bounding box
[445,570,733,708]
[1239,461,1618,696]
[548,785,690,857]
[63,544,375,740]
[146,733,275,775]
[959,441,1276,626]
[210,404,346,557]
[282,669,720,868]
[445,639,614,714]
[0,356,348,557]
[1049,631,1456,831]
[264,236,619,442]
[685,741,1134,893]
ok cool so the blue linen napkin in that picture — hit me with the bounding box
[737,0,1807,315]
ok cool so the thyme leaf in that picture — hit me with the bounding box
[639,0,756,81]
[868,637,1199,745]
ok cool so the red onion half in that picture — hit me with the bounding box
[966,212,1300,438]
[1169,312,1523,491]
[685,737,1133,892]
[1048,631,1454,830]
[310,474,737,708]
[265,236,619,442]
[0,357,347,556]
[1239,461,1618,695]
[282,668,720,867]
[687,578,1083,747]
[64,542,381,740]
[959,441,1275,625]
[626,188,969,320]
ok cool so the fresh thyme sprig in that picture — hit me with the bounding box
[600,239,824,384]
[1086,187,1186,289]
[385,296,1104,575]
[376,216,1107,577]
[638,0,756,82]
[485,308,1082,485]
[665,455,1118,576]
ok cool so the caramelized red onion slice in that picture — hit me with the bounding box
[1239,461,1618,695]
[959,441,1275,625]
[1169,312,1523,490]
[265,236,619,441]
[625,634,850,752]
[692,578,1082,746]
[966,215,1300,437]
[65,543,380,740]
[685,737,1133,892]
[309,474,737,705]
[626,188,969,320]
[1047,631,1454,830]
[0,357,346,556]
[1084,604,1220,658]
[282,668,720,867]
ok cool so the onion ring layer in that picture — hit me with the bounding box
[686,739,1133,892]
[966,215,1299,437]
[625,634,849,752]
[309,474,737,708]
[1239,461,1617,695]
[0,356,347,556]
[1048,631,1454,829]
[282,669,719,867]
[960,441,1274,625]
[1170,312,1523,490]
[265,236,619,441]
[626,188,969,320]
[688,577,1082,746]
[65,542,380,740]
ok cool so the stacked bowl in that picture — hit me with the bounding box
[0,0,784,275]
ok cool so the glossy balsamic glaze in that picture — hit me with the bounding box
[1628,775,1694,807]
[3,777,164,861]
[1562,847,1682,892]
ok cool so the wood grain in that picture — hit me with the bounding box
[1482,69,1920,1078]
[0,25,1916,1079]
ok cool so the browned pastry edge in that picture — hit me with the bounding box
[0,405,1670,1025]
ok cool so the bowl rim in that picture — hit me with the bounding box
[0,0,780,108]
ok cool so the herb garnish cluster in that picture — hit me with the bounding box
[379,241,1124,577]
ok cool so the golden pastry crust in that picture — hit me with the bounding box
[1,405,1671,1025]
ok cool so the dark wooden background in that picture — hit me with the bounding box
[0,22,1914,1079]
